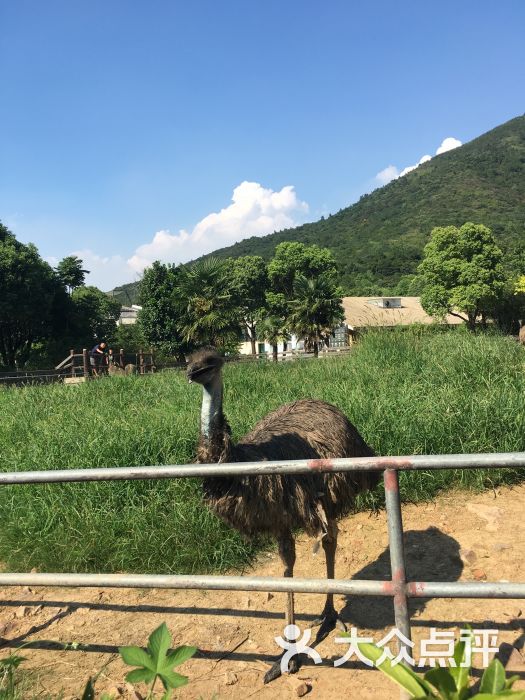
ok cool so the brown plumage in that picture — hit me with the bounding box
[199,397,377,538]
[187,347,380,682]
[108,363,125,376]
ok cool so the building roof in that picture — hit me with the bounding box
[342,297,463,329]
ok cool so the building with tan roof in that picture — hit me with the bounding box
[342,296,463,333]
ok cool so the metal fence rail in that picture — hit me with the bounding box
[1,452,525,695]
[1,452,525,484]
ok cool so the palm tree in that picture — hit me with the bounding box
[289,274,344,357]
[173,258,241,350]
[256,314,290,361]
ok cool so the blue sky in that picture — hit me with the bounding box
[1,0,524,289]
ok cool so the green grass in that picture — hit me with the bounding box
[0,328,524,575]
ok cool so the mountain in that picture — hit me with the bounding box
[110,114,525,302]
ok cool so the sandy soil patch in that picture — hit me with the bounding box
[1,484,524,699]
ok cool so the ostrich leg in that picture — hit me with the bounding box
[279,531,296,628]
[263,531,301,684]
[312,519,347,642]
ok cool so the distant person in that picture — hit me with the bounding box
[90,341,108,376]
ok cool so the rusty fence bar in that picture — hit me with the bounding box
[0,573,524,598]
[1,451,524,699]
[384,467,412,671]
[1,451,525,485]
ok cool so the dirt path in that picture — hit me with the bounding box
[1,485,525,699]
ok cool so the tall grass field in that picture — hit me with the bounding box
[0,328,524,575]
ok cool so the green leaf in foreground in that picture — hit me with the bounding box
[80,677,95,700]
[0,655,26,671]
[119,623,197,693]
[356,641,432,698]
[424,667,456,699]
[479,658,506,694]
[449,628,472,699]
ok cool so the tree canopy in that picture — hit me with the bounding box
[56,255,89,294]
[136,243,345,358]
[139,261,187,358]
[70,286,121,346]
[0,236,61,368]
[417,222,506,329]
[267,242,338,296]
[0,221,125,368]
[173,258,241,352]
[289,274,344,356]
[228,255,268,354]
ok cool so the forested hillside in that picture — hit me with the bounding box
[111,114,525,301]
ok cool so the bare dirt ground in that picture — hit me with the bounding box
[1,484,525,699]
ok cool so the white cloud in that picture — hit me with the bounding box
[68,249,133,291]
[127,181,308,274]
[56,181,308,290]
[375,165,399,185]
[375,136,462,185]
[399,154,432,178]
[436,136,462,155]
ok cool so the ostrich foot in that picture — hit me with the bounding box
[311,607,347,643]
[263,654,302,684]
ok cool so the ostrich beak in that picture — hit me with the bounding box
[186,365,213,382]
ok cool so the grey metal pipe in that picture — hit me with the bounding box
[384,469,411,646]
[1,452,525,485]
[407,581,525,598]
[0,573,388,595]
[0,573,524,599]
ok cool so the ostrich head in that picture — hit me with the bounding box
[186,347,224,385]
[187,348,231,459]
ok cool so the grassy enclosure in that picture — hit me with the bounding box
[0,328,524,575]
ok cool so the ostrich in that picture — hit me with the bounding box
[108,363,125,376]
[108,361,136,376]
[187,347,380,682]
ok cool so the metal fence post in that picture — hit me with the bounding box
[384,468,411,699]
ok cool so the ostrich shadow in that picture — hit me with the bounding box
[339,526,463,629]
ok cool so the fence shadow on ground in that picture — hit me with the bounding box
[341,526,463,628]
[2,526,525,679]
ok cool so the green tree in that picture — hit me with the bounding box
[110,322,147,355]
[71,286,121,346]
[265,242,339,353]
[173,258,241,352]
[139,261,188,358]
[255,314,290,361]
[56,255,89,294]
[229,255,268,354]
[267,242,338,296]
[0,221,15,244]
[0,231,61,368]
[289,274,344,356]
[417,222,506,330]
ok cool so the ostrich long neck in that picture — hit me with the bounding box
[201,375,223,438]
[198,373,233,463]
